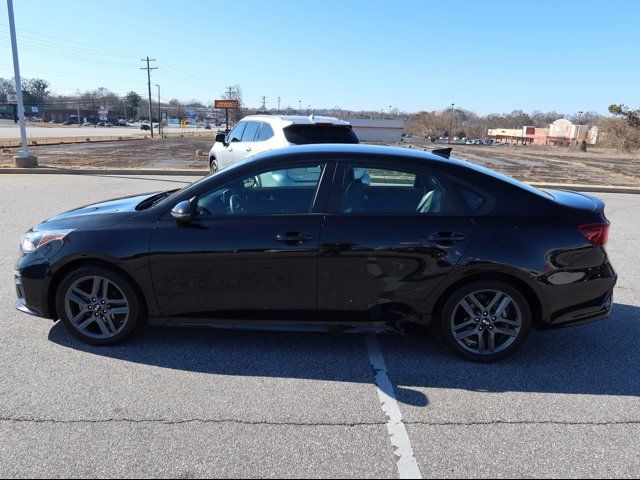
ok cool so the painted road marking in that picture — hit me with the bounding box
[366,334,422,479]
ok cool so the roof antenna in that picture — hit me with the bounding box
[432,147,452,159]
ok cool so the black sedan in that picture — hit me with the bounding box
[15,145,616,362]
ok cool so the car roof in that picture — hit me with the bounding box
[240,114,351,127]
[252,143,468,167]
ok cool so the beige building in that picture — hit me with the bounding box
[488,119,598,145]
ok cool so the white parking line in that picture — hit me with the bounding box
[366,334,422,479]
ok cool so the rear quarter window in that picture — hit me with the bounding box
[284,125,359,145]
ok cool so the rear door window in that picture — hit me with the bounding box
[339,164,452,215]
[241,121,260,142]
[284,125,359,145]
[255,122,275,142]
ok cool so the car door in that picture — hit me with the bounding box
[149,160,334,319]
[220,121,247,168]
[317,160,475,321]
[235,121,261,161]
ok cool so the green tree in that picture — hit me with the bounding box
[609,104,640,128]
[124,91,142,117]
[22,78,49,103]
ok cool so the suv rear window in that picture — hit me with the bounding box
[283,125,359,145]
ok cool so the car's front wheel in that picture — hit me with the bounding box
[55,266,142,345]
[439,280,532,362]
[210,157,218,173]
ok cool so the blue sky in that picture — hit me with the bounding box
[1,0,638,114]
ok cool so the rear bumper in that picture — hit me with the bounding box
[543,288,614,329]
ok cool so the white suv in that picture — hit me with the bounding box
[208,115,358,172]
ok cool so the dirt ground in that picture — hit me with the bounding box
[1,137,639,186]
[0,137,213,170]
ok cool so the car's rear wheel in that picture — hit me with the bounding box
[439,280,531,362]
[210,157,218,173]
[55,266,141,345]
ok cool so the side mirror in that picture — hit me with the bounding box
[215,132,226,144]
[171,200,192,222]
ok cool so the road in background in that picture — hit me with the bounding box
[0,119,215,141]
[0,174,638,477]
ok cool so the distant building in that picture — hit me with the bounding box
[488,118,598,145]
[346,118,405,143]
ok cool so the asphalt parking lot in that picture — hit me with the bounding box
[1,174,639,478]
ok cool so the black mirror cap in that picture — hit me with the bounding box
[171,200,192,222]
[215,132,226,144]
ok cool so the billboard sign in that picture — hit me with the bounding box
[7,93,17,104]
[214,99,239,109]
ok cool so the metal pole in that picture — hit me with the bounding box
[77,104,80,127]
[156,84,161,137]
[7,0,36,165]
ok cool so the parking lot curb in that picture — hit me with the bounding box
[527,183,640,195]
[0,167,208,176]
[0,168,639,194]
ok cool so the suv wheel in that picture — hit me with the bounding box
[439,280,531,362]
[210,158,218,173]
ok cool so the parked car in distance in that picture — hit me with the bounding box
[15,144,616,362]
[117,119,127,127]
[62,120,77,126]
[208,115,359,173]
[82,122,94,127]
[140,122,151,131]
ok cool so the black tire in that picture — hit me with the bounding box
[439,280,532,363]
[210,157,218,173]
[55,265,142,345]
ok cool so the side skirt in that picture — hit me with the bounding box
[147,316,412,335]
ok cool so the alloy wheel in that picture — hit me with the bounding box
[450,289,522,355]
[64,275,130,340]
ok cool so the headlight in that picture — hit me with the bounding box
[20,229,73,253]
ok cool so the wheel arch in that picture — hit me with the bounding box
[48,258,149,321]
[431,271,544,329]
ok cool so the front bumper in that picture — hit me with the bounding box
[14,265,52,319]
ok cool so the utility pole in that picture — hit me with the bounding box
[261,95,267,110]
[225,86,236,130]
[155,84,162,137]
[298,100,302,114]
[141,56,157,137]
[449,103,455,144]
[77,103,81,127]
[7,0,37,167]
[277,96,281,112]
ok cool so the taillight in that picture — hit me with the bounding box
[578,222,610,246]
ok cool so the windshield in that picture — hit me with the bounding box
[283,125,359,145]
[153,156,257,209]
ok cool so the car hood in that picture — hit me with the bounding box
[34,192,159,231]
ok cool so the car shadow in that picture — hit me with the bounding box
[48,302,640,405]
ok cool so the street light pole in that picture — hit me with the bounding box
[7,0,37,167]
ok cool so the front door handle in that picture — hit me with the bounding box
[428,231,467,245]
[228,147,234,152]
[276,232,313,245]
[246,146,252,152]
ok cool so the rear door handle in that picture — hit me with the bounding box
[276,232,313,245]
[428,231,467,244]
